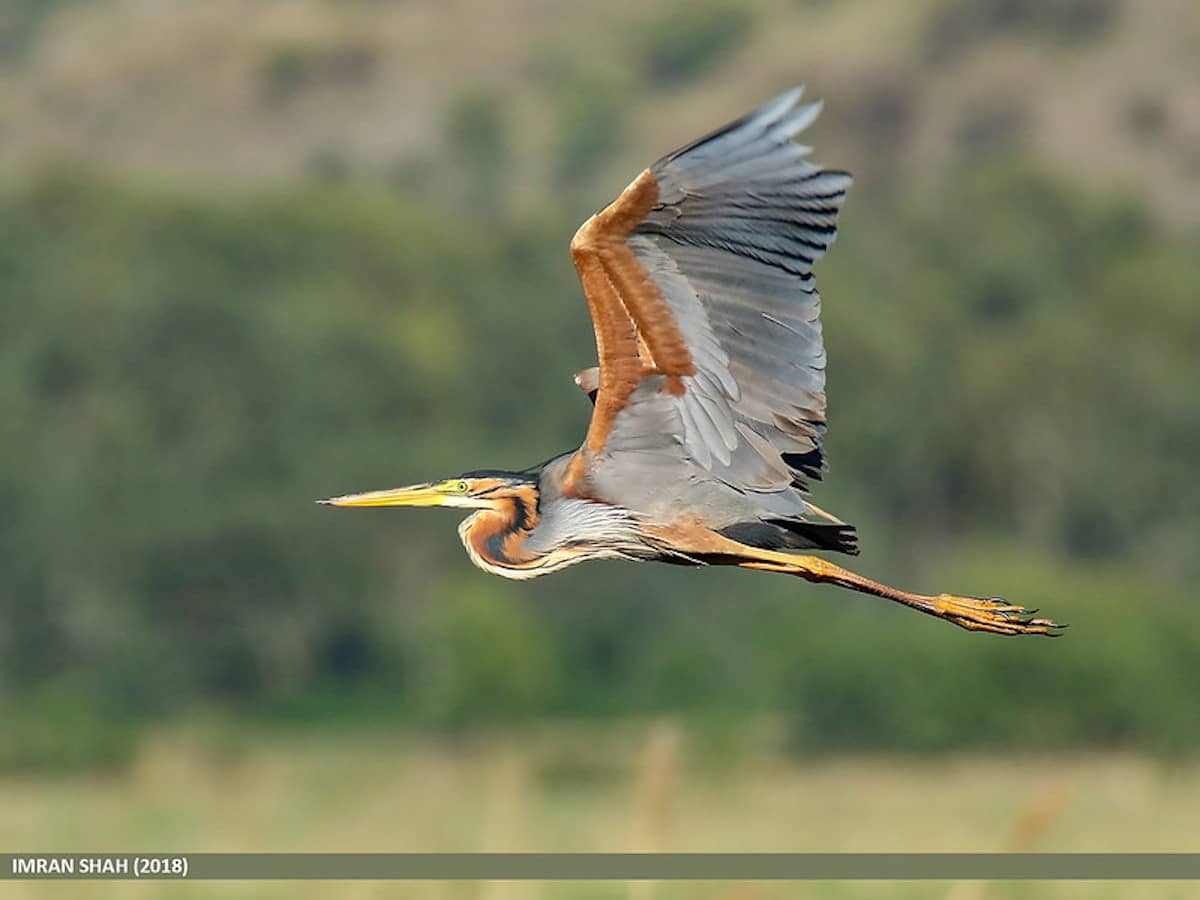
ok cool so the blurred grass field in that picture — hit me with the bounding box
[3,721,1199,899]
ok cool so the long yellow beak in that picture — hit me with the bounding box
[318,483,449,508]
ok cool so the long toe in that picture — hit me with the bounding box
[933,594,1067,636]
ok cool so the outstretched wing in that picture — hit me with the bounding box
[568,86,851,495]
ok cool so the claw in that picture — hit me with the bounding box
[932,593,1066,637]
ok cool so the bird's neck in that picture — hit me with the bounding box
[457,487,544,579]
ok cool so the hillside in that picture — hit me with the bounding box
[3,0,1199,225]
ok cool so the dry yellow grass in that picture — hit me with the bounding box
[0,721,1198,899]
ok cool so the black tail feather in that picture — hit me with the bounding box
[771,519,860,556]
[719,519,860,556]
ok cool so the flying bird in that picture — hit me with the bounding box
[321,87,1063,636]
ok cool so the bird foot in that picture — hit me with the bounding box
[930,593,1066,636]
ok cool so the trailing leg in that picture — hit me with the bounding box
[734,548,1064,636]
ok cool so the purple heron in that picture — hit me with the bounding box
[321,87,1063,636]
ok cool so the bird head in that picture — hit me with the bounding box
[319,470,538,512]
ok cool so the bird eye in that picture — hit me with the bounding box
[455,480,469,494]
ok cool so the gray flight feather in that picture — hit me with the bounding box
[587,86,851,530]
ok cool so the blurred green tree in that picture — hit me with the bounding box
[1,156,1197,765]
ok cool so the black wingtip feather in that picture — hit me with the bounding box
[782,448,826,481]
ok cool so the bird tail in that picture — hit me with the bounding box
[772,519,859,556]
[717,519,859,556]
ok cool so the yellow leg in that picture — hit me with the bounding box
[737,551,1065,636]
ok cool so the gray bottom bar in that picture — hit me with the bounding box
[5,853,1200,880]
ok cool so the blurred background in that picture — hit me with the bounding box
[2,0,1199,897]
